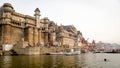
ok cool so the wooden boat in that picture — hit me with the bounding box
[64,51,81,55]
[49,52,63,55]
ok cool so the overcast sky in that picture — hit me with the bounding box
[0,0,120,44]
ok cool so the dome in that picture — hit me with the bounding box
[34,8,40,12]
[2,3,14,12]
[3,3,13,9]
[43,17,49,24]
[34,8,40,16]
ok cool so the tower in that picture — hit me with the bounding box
[0,3,14,44]
[43,17,49,43]
[34,8,41,28]
[0,3,15,51]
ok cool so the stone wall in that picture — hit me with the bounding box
[0,25,2,42]
[0,24,24,44]
[28,27,34,46]
[10,26,24,44]
[62,37,74,47]
[33,28,39,46]
[13,45,65,55]
[2,25,11,44]
[15,47,41,55]
[41,32,45,43]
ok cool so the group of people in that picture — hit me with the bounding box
[46,41,58,48]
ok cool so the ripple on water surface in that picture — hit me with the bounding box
[0,53,120,68]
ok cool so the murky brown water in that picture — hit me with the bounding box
[0,53,120,68]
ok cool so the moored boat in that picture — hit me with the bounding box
[64,51,81,55]
[48,52,63,55]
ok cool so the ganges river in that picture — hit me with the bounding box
[0,53,120,68]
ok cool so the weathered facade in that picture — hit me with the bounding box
[0,3,84,49]
[56,25,83,47]
[0,3,49,46]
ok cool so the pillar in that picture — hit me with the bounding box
[2,25,11,44]
[38,29,41,44]
[33,28,38,46]
[28,27,34,46]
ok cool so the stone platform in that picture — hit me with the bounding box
[13,45,65,55]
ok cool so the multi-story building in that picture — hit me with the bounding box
[56,25,83,47]
[0,3,84,50]
[0,3,49,47]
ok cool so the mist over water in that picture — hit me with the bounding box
[0,53,120,68]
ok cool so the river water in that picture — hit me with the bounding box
[0,53,120,68]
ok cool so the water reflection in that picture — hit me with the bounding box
[0,56,12,68]
[1,53,120,68]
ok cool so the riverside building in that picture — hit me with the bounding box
[0,3,85,51]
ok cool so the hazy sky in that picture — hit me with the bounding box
[0,0,120,44]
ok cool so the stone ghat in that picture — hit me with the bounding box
[13,46,65,55]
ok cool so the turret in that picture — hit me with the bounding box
[2,3,14,13]
[43,17,49,31]
[1,3,14,24]
[34,8,41,28]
